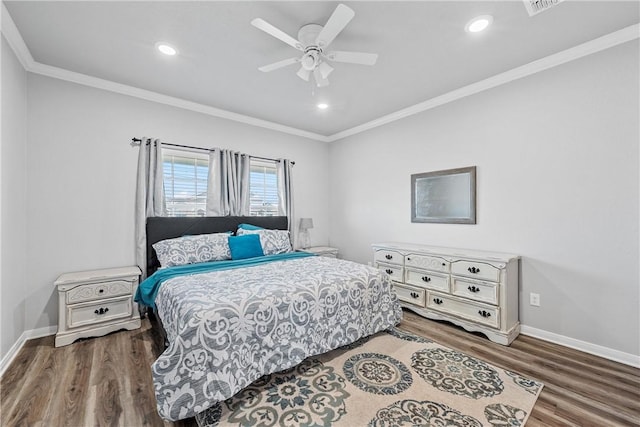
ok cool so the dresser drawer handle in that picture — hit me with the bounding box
[94,307,109,315]
[385,254,393,260]
[468,285,480,293]
[385,269,393,275]
[478,310,491,318]
[421,276,431,283]
[468,266,480,274]
[410,292,420,299]
[433,298,443,305]
[98,289,104,293]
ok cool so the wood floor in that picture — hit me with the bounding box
[1,309,639,426]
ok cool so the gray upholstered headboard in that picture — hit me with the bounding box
[145,216,289,277]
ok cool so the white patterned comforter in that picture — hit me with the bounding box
[152,255,402,421]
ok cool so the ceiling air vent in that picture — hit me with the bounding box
[523,0,565,16]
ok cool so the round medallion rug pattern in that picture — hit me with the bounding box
[195,328,543,427]
[343,352,413,395]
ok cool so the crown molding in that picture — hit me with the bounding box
[1,2,35,68]
[2,2,638,144]
[1,3,330,143]
[326,23,640,142]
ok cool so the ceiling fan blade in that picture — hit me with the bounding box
[258,57,299,72]
[325,51,378,65]
[315,4,355,49]
[251,18,302,50]
[296,66,311,82]
[313,68,330,87]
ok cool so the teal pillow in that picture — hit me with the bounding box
[238,223,264,231]
[228,234,264,260]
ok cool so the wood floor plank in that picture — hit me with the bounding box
[1,308,638,426]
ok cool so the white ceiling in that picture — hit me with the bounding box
[4,1,639,139]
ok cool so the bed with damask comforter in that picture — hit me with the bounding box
[138,251,402,421]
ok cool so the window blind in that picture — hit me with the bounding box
[162,151,209,217]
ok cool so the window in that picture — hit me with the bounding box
[249,159,280,216]
[161,149,281,217]
[162,150,208,217]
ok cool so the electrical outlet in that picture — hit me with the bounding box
[530,293,541,307]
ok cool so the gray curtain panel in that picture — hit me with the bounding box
[135,138,164,278]
[276,159,295,247]
[207,149,250,216]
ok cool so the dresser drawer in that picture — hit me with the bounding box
[451,277,498,305]
[67,296,132,329]
[426,292,500,328]
[377,263,404,283]
[405,269,449,292]
[374,249,403,265]
[66,280,132,304]
[451,260,501,282]
[394,284,425,307]
[405,254,449,272]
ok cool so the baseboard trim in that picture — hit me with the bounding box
[520,325,640,368]
[0,326,57,378]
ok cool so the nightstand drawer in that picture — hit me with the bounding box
[67,296,132,329]
[66,280,132,304]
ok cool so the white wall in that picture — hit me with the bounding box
[1,35,28,357]
[329,40,639,357]
[24,74,330,332]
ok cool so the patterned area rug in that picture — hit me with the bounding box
[195,328,543,427]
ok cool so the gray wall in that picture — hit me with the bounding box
[328,40,639,357]
[1,35,28,357]
[23,74,331,333]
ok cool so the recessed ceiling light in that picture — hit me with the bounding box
[465,15,493,33]
[156,42,177,56]
[317,103,329,110]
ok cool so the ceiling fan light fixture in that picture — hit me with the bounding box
[296,67,311,81]
[155,42,177,56]
[465,15,493,33]
[318,61,334,79]
[301,51,319,70]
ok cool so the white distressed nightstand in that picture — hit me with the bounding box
[300,246,339,258]
[54,266,142,347]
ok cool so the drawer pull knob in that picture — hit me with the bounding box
[468,267,480,274]
[385,254,393,260]
[422,276,431,282]
[410,292,419,299]
[407,257,411,261]
[98,289,104,293]
[478,310,491,318]
[433,298,443,305]
[385,269,393,275]
[94,307,109,315]
[468,285,480,293]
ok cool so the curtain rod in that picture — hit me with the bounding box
[131,137,294,165]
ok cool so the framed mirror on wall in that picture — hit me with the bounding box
[411,166,476,224]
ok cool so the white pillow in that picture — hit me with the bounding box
[236,228,292,255]
[152,233,231,267]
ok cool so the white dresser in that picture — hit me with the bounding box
[373,243,520,345]
[55,266,142,347]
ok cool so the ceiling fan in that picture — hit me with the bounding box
[251,4,378,87]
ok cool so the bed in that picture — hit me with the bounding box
[136,216,402,421]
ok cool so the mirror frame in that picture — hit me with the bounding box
[411,166,476,224]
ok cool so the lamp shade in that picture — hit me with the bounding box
[299,218,314,230]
